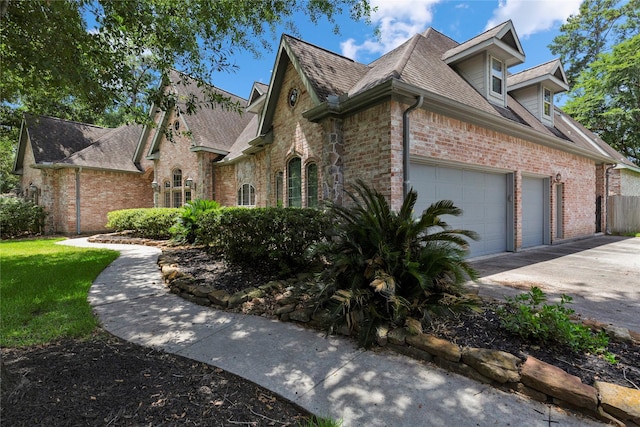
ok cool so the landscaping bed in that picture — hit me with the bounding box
[162,246,640,391]
[1,331,311,426]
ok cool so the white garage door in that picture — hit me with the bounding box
[411,164,508,257]
[522,177,547,248]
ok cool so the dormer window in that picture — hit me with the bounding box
[491,57,504,96]
[543,87,552,118]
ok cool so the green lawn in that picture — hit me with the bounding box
[0,238,119,347]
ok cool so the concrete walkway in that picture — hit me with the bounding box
[59,238,604,427]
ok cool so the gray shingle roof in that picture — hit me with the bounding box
[168,70,253,150]
[24,115,143,172]
[283,35,369,101]
[442,21,510,61]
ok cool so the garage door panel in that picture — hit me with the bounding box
[411,163,507,257]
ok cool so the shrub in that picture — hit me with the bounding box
[0,197,46,239]
[497,286,609,354]
[106,208,181,239]
[198,207,330,276]
[171,199,221,243]
[315,180,479,348]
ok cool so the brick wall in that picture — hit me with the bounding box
[397,100,598,244]
[226,60,325,208]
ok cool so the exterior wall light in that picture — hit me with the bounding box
[185,177,194,188]
[151,180,160,192]
[555,173,562,183]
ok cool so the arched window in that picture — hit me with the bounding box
[288,157,302,207]
[237,184,256,206]
[306,163,318,208]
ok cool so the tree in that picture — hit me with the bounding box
[0,0,371,192]
[549,0,640,166]
[563,34,640,165]
[1,0,372,124]
[549,0,639,86]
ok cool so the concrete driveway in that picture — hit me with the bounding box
[467,236,640,333]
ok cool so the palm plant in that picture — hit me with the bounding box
[171,199,221,243]
[316,180,479,347]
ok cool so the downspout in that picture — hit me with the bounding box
[76,168,82,235]
[605,163,616,235]
[402,95,424,200]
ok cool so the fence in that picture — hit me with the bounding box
[608,195,640,234]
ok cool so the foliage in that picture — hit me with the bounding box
[496,287,610,355]
[198,207,331,276]
[0,238,119,347]
[106,208,181,239]
[562,34,640,165]
[315,181,479,348]
[0,197,46,239]
[1,0,372,123]
[548,0,639,86]
[170,199,221,243]
[549,0,640,166]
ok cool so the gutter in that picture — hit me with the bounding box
[303,79,615,165]
[402,95,424,200]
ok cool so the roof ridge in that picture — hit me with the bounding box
[282,33,362,64]
[169,69,248,102]
[391,34,423,79]
[509,58,561,76]
[26,113,107,130]
[460,19,511,45]
[422,27,459,46]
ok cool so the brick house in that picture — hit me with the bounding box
[14,21,639,256]
[12,115,150,234]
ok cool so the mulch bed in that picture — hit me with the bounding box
[3,243,639,427]
[164,246,640,389]
[1,332,311,426]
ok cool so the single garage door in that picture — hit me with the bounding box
[522,176,548,248]
[411,163,508,257]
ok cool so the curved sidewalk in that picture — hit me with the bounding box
[60,238,604,427]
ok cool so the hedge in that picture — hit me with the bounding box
[0,197,46,239]
[197,207,331,275]
[106,208,181,239]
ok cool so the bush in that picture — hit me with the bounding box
[497,286,609,354]
[198,207,330,276]
[0,197,46,239]
[315,181,479,348]
[106,208,181,239]
[171,199,221,243]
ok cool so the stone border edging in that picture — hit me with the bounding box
[89,235,640,426]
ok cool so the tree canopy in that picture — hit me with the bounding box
[550,0,640,166]
[0,0,371,192]
[1,0,371,122]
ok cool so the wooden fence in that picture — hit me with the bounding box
[608,195,640,234]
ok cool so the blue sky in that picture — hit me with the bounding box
[210,0,583,100]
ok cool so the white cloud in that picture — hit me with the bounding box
[340,0,441,61]
[485,0,582,38]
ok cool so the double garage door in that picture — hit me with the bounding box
[411,163,548,257]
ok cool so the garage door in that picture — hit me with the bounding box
[411,164,508,257]
[522,177,547,248]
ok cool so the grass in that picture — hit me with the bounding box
[0,238,119,347]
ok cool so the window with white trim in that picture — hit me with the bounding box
[490,57,504,95]
[543,87,552,118]
[237,183,256,206]
[288,157,302,207]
